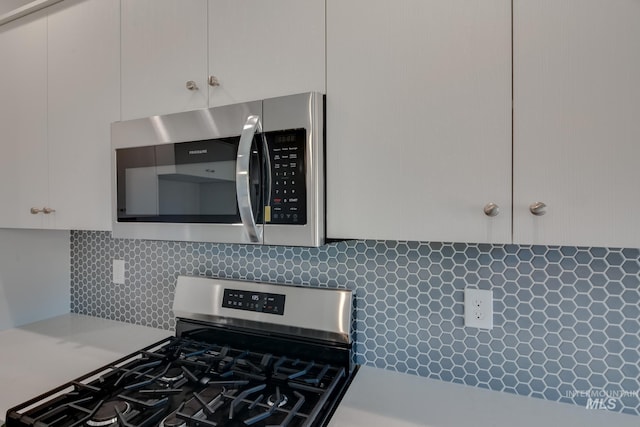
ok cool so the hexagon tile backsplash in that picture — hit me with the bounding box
[70,231,640,416]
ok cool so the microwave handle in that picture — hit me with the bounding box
[236,115,263,243]
[263,132,272,214]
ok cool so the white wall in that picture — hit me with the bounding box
[0,229,70,330]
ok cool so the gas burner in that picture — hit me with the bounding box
[267,392,288,408]
[161,367,184,383]
[160,386,225,427]
[158,416,185,427]
[86,401,130,427]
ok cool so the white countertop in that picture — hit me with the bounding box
[0,314,170,421]
[330,366,638,427]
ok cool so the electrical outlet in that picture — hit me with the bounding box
[464,288,493,330]
[113,259,125,284]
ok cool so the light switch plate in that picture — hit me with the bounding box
[113,259,125,284]
[464,288,493,330]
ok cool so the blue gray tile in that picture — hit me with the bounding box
[71,232,640,416]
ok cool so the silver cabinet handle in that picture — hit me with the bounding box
[31,207,56,214]
[236,115,263,243]
[186,80,198,91]
[208,75,220,87]
[529,202,547,216]
[483,203,499,217]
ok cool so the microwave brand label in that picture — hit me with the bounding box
[189,149,208,155]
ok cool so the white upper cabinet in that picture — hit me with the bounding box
[121,0,325,119]
[47,0,120,231]
[326,0,512,243]
[208,0,325,107]
[0,0,118,231]
[0,11,48,229]
[514,0,640,247]
[121,0,208,120]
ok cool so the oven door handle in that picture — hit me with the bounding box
[236,115,263,243]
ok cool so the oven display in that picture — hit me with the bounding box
[222,288,285,315]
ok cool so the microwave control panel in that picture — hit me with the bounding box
[222,288,286,316]
[266,128,307,225]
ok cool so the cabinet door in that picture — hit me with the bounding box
[0,11,48,229]
[514,0,640,247]
[208,0,325,107]
[326,0,512,243]
[47,0,120,231]
[121,0,208,120]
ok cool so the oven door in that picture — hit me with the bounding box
[111,101,265,244]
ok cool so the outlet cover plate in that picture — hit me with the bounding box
[464,288,493,330]
[113,259,125,284]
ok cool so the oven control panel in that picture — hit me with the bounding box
[266,128,307,225]
[222,288,286,315]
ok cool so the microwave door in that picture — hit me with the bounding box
[236,115,265,243]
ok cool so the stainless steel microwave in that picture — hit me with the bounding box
[111,92,324,246]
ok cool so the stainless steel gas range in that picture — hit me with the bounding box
[6,277,357,427]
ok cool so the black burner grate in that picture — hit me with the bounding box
[8,336,352,427]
